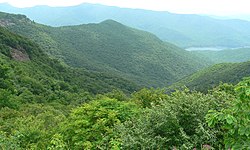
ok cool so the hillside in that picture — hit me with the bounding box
[1,3,250,47]
[0,29,249,150]
[0,12,209,87]
[0,25,138,101]
[192,48,250,64]
[170,61,250,92]
[0,28,248,150]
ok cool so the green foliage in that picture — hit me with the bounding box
[0,61,12,90]
[117,89,229,149]
[61,98,139,149]
[0,104,68,149]
[206,78,250,149]
[0,63,10,79]
[47,134,67,150]
[171,61,250,92]
[103,89,128,101]
[0,131,21,150]
[193,48,250,64]
[132,88,168,108]
[0,89,18,109]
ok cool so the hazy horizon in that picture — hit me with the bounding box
[0,0,250,17]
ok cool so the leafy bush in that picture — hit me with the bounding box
[206,77,250,149]
[61,98,139,149]
[117,89,225,149]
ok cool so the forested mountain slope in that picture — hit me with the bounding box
[0,25,138,103]
[1,3,250,47]
[170,61,250,92]
[1,30,249,149]
[0,12,209,87]
[192,48,250,64]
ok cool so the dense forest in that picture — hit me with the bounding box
[170,61,250,92]
[192,48,250,64]
[0,10,250,150]
[0,12,209,87]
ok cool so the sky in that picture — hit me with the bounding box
[0,0,249,16]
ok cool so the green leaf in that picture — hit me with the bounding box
[245,89,250,96]
[232,143,243,150]
[226,115,234,124]
[238,127,246,136]
[207,118,214,127]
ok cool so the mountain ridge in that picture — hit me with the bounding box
[1,3,250,47]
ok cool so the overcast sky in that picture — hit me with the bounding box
[0,0,249,15]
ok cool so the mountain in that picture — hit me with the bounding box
[0,12,209,87]
[226,14,250,22]
[1,3,250,48]
[170,61,250,92]
[192,48,250,64]
[0,25,138,100]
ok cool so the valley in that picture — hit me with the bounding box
[0,2,250,149]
